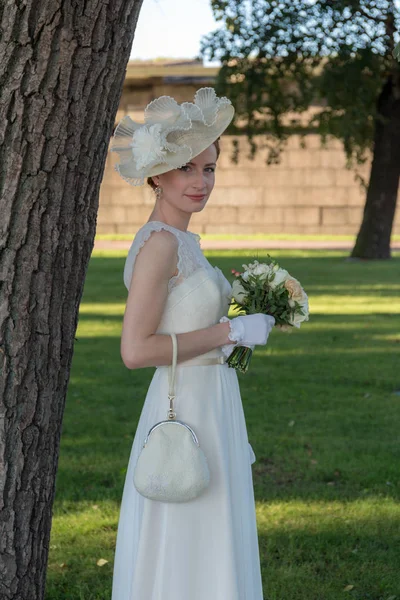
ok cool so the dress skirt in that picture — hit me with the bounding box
[111,361,264,600]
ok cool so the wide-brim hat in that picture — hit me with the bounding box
[110,87,235,186]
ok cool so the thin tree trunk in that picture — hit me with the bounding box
[0,1,143,597]
[351,75,400,259]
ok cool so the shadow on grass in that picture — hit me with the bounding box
[60,322,400,510]
[47,251,400,599]
[60,249,400,512]
[46,505,400,600]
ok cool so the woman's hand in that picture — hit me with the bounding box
[219,313,275,357]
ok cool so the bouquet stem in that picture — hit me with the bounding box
[226,345,253,374]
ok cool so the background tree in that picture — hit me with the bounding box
[199,0,400,259]
[0,1,143,597]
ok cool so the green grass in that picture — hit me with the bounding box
[95,232,400,242]
[46,250,400,600]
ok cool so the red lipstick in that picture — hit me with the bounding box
[186,194,206,200]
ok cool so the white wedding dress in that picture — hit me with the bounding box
[111,221,264,600]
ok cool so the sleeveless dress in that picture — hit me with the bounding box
[111,220,264,600]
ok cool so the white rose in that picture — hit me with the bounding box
[241,270,250,282]
[269,268,289,289]
[299,295,309,320]
[232,279,247,303]
[289,297,309,328]
[252,263,273,280]
[248,260,259,269]
[289,311,303,328]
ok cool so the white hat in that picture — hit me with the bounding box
[110,87,235,186]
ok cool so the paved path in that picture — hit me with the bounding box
[94,239,400,251]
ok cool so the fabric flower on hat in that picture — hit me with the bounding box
[190,87,231,127]
[130,123,167,171]
[145,96,192,134]
[142,95,195,160]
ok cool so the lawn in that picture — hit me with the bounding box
[95,232,400,243]
[46,249,400,600]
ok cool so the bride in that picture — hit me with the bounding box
[110,87,275,599]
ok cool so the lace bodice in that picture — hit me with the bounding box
[124,221,216,293]
[123,221,233,355]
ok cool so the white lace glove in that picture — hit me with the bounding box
[219,314,276,358]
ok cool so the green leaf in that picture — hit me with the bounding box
[393,41,400,62]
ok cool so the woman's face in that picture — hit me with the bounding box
[153,143,218,215]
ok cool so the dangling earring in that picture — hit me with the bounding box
[155,184,162,200]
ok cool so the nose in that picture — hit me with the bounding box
[192,170,208,192]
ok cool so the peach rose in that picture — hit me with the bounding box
[284,277,303,301]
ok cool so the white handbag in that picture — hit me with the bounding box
[133,332,211,502]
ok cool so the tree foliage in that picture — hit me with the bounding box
[199,0,400,175]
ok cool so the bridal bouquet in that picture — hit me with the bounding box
[226,256,309,373]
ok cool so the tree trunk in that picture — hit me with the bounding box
[351,75,400,259]
[0,1,143,597]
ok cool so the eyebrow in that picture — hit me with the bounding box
[187,162,217,166]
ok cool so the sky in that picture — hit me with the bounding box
[129,0,400,64]
[129,0,222,65]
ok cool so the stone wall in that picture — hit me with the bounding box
[97,77,400,236]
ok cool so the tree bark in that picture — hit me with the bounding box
[351,75,400,259]
[0,1,143,597]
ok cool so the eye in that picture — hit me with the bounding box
[178,166,216,172]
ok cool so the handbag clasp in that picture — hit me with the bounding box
[168,393,176,420]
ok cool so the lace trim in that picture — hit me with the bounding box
[190,231,201,245]
[123,222,200,292]
[219,316,245,343]
[219,316,253,358]
[144,220,201,244]
[113,165,147,187]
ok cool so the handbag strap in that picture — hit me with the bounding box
[167,332,177,420]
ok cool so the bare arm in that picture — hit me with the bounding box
[120,229,233,370]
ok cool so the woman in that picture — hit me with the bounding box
[110,88,275,599]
